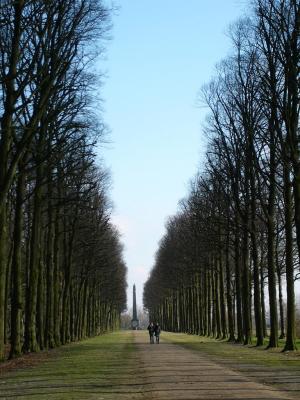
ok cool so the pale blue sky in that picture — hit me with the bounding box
[99,0,246,309]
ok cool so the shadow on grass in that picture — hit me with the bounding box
[0,332,146,400]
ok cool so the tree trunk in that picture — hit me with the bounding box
[53,210,61,347]
[215,264,221,339]
[277,266,285,340]
[0,1,24,359]
[242,223,251,345]
[225,242,235,341]
[219,254,227,339]
[251,226,263,346]
[234,228,243,343]
[266,131,278,348]
[10,166,26,358]
[24,160,44,353]
[37,257,45,350]
[45,175,55,348]
[283,160,297,351]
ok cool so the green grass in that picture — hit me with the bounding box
[261,336,300,349]
[162,331,300,368]
[0,331,144,400]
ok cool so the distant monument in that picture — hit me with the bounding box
[131,284,139,330]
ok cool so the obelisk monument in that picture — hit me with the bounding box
[131,284,139,329]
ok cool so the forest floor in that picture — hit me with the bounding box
[0,331,300,399]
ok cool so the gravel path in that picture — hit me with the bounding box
[134,331,293,400]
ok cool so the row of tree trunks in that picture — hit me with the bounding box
[144,0,299,352]
[0,1,127,361]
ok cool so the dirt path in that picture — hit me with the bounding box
[134,331,293,400]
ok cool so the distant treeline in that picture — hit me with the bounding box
[0,1,127,361]
[144,0,300,351]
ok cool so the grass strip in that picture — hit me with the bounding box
[0,331,144,400]
[162,332,300,367]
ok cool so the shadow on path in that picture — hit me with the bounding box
[135,331,296,400]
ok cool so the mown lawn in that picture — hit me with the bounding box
[0,331,145,400]
[162,332,300,367]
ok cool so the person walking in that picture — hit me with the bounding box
[147,322,155,344]
[154,322,161,344]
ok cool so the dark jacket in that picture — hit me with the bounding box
[154,324,161,336]
[147,324,155,335]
